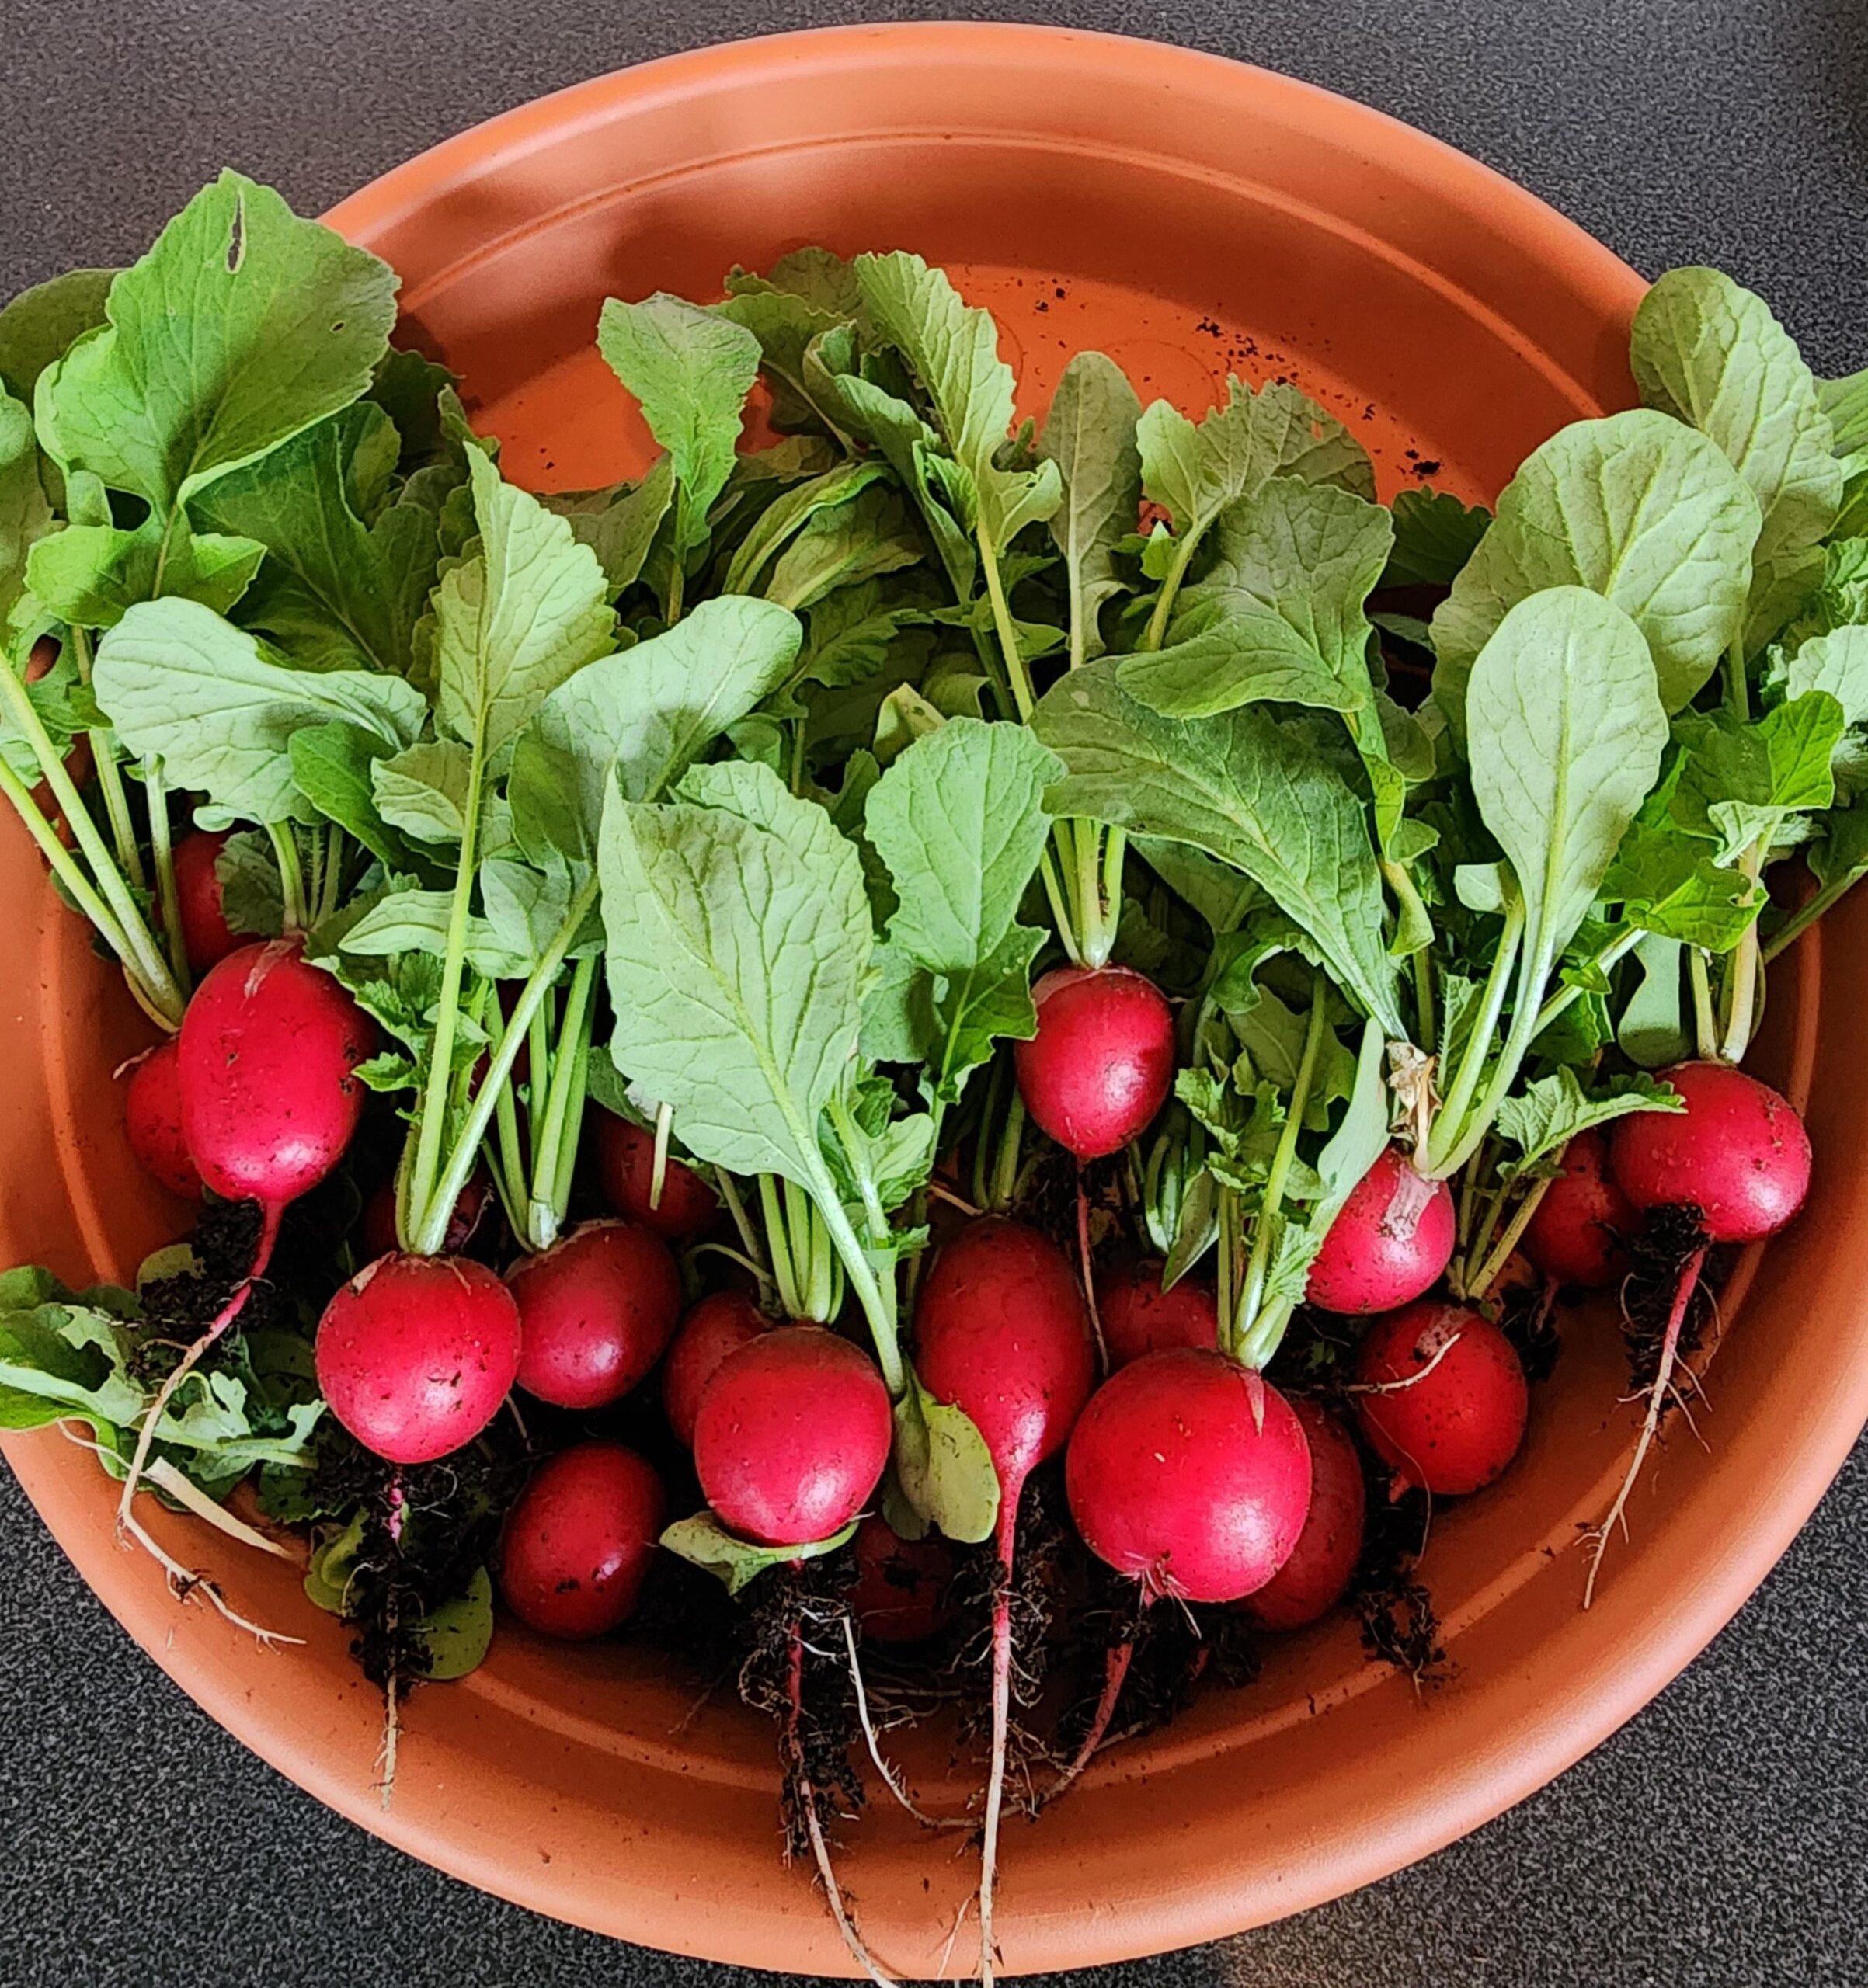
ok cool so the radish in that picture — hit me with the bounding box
[593,1110,718,1242]
[116,937,376,1571]
[1013,964,1175,1159]
[1237,1398,1366,1632]
[1522,1128,1635,1288]
[1585,1062,1812,1603]
[660,1289,770,1447]
[1352,1302,1529,1496]
[170,829,242,974]
[122,1040,201,1201]
[692,1326,891,1548]
[360,1173,490,1263]
[508,1218,681,1410]
[1098,1261,1218,1367]
[1306,1144,1456,1314]
[913,1217,1095,1984]
[497,1441,666,1640]
[848,1515,956,1645]
[316,1253,523,1465]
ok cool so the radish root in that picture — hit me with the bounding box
[1045,1635,1136,1807]
[841,1616,965,1831]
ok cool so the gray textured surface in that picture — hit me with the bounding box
[3,3,1866,1984]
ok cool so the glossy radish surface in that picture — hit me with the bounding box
[1066,1348,1312,1603]
[509,1218,681,1410]
[848,1515,956,1644]
[1306,1145,1456,1314]
[170,829,243,974]
[315,1253,523,1465]
[1353,1301,1528,1496]
[693,1326,891,1548]
[1014,964,1175,1159]
[498,1441,666,1640]
[122,1040,200,1201]
[660,1290,770,1448]
[176,938,375,1207]
[1098,1262,1218,1367]
[1610,1061,1811,1244]
[1237,1397,1365,1631]
[1522,1128,1634,1288]
[592,1111,718,1241]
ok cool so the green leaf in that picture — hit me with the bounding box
[1598,817,1763,950]
[599,766,872,1185]
[0,389,52,624]
[0,269,116,401]
[1030,656,1402,1034]
[1632,268,1842,648]
[765,482,923,613]
[37,172,398,513]
[723,459,889,596]
[596,294,760,558]
[214,829,285,937]
[661,1510,858,1596]
[1467,588,1669,989]
[94,597,426,822]
[433,450,614,760]
[1118,478,1391,725]
[1779,537,1868,650]
[1383,486,1490,587]
[1618,931,1689,1069]
[1312,1020,1390,1219]
[371,738,475,845]
[412,1565,495,1682]
[190,403,440,675]
[1670,692,1843,862]
[1039,351,1143,663]
[558,454,675,595]
[1430,411,1760,736]
[1495,1067,1682,1178]
[1784,626,1868,728]
[26,509,265,627]
[892,1371,1001,1545]
[510,595,801,864]
[339,889,530,978]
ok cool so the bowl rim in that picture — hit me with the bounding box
[8,21,1866,1976]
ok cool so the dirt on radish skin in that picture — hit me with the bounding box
[498,1441,666,1639]
[1237,1398,1366,1632]
[1352,1302,1529,1496]
[169,828,244,974]
[508,1218,682,1410]
[592,1112,719,1241]
[1098,1262,1219,1367]
[1522,1128,1635,1288]
[123,1039,202,1201]
[315,1253,524,1465]
[692,1326,891,1548]
[1305,1145,1456,1315]
[1014,964,1176,1159]
[660,1290,771,1448]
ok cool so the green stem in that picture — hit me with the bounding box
[1724,634,1750,722]
[977,533,1038,721]
[1411,941,1437,1055]
[527,952,598,1249]
[267,822,307,933]
[1037,845,1081,965]
[319,825,346,923]
[0,752,140,972]
[1215,1183,1240,1354]
[143,759,190,999]
[1426,899,1524,1175]
[1763,877,1849,962]
[715,1170,767,1277]
[1467,1175,1554,1304]
[1717,843,1765,1065]
[1689,947,1718,1063]
[990,1084,1026,1215]
[760,1174,802,1318]
[1140,533,1199,653]
[1459,1176,1513,1297]
[1455,1135,1494,1250]
[68,629,144,892]
[1532,927,1642,1038]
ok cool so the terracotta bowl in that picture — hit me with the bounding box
[5,24,1865,1978]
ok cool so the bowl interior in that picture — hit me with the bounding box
[4,25,1861,1980]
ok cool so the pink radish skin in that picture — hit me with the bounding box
[508,1218,682,1411]
[915,1217,1095,1979]
[316,1253,524,1465]
[1522,1128,1635,1288]
[1098,1262,1219,1368]
[177,938,376,1207]
[848,1515,956,1645]
[593,1113,718,1242]
[498,1441,666,1640]
[123,1040,201,1201]
[1066,1349,1313,1603]
[1237,1398,1365,1631]
[1610,1061,1811,1244]
[1306,1144,1456,1315]
[1014,964,1176,1159]
[360,1174,490,1262]
[1353,1302,1528,1496]
[170,829,243,974]
[660,1290,770,1448]
[693,1326,891,1548]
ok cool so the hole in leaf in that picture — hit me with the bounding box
[225,192,247,275]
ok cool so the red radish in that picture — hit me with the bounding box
[497,1441,665,1639]
[1098,1262,1218,1367]
[508,1218,681,1411]
[360,1173,490,1262]
[170,829,243,974]
[692,1326,891,1548]
[1522,1128,1635,1288]
[660,1289,769,1447]
[593,1111,718,1241]
[1587,1063,1811,1605]
[1306,1145,1456,1314]
[316,1253,523,1465]
[1353,1301,1528,1496]
[1610,1062,1811,1243]
[913,1218,1095,1983]
[1014,964,1175,1159]
[1237,1398,1366,1631]
[848,1516,955,1644]
[122,1040,200,1201]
